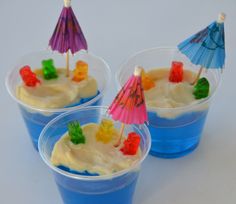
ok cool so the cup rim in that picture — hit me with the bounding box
[116,46,222,112]
[5,50,111,113]
[38,106,151,181]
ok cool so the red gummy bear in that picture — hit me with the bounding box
[19,66,41,87]
[169,61,184,83]
[120,132,141,155]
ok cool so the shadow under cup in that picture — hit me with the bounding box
[6,51,111,151]
[116,47,221,158]
[38,106,151,204]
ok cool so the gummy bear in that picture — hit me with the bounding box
[68,121,86,145]
[141,69,155,90]
[19,65,41,87]
[193,77,210,99]
[72,60,88,82]
[96,119,115,144]
[169,61,184,83]
[42,59,58,80]
[120,132,141,155]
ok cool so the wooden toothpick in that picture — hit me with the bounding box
[114,123,125,147]
[66,51,70,77]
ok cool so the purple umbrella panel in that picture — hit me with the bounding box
[49,3,88,54]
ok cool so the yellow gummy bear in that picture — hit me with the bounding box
[96,119,115,144]
[141,69,155,90]
[72,60,88,82]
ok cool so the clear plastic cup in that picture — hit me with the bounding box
[6,51,111,151]
[116,47,221,158]
[38,106,151,204]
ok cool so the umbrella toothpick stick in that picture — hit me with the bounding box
[49,0,88,77]
[109,66,148,148]
[114,123,125,147]
[66,51,70,77]
[178,13,226,85]
[191,66,203,85]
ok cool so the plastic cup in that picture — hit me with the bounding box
[116,47,221,158]
[38,106,151,204]
[6,51,111,151]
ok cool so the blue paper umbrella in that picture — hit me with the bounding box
[178,13,226,83]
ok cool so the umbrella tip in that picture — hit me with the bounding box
[134,66,143,76]
[217,12,226,23]
[64,0,71,7]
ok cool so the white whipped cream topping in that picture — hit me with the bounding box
[51,123,141,175]
[16,69,98,109]
[144,68,209,119]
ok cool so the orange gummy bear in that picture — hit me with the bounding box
[72,60,88,82]
[141,69,155,90]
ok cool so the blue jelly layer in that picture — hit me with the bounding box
[54,165,139,204]
[57,165,99,176]
[148,110,208,158]
[19,91,101,151]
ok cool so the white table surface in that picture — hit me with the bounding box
[0,0,236,203]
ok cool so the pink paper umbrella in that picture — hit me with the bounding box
[49,0,88,77]
[108,66,148,146]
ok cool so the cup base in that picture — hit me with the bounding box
[149,142,199,159]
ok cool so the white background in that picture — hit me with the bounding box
[0,0,236,203]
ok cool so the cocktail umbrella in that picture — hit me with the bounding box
[108,66,148,146]
[49,0,88,77]
[178,13,226,85]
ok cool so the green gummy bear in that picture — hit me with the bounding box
[193,77,210,99]
[68,121,86,145]
[42,59,58,80]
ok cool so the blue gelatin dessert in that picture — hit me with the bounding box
[16,61,102,150]
[142,65,212,158]
[50,122,142,204]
